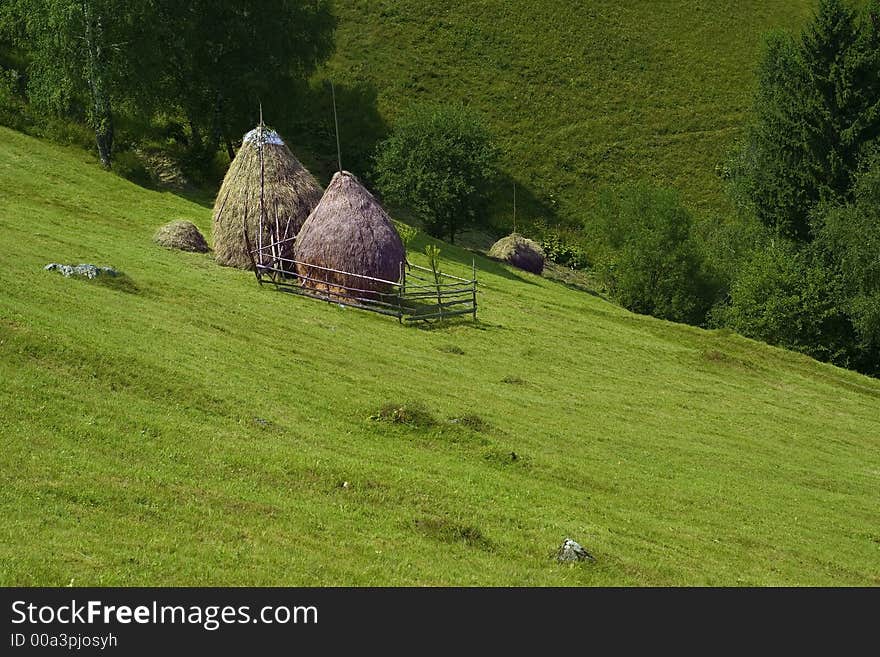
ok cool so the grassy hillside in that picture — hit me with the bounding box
[1,127,879,585]
[321,0,814,224]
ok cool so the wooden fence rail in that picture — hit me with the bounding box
[249,241,478,323]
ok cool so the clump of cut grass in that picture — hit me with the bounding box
[371,401,436,428]
[702,349,754,370]
[439,344,465,355]
[483,448,530,469]
[413,516,492,550]
[448,413,491,432]
[501,375,526,385]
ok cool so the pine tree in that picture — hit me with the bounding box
[738,30,812,239]
[801,0,861,201]
[731,0,880,240]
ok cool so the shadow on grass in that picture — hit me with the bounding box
[88,273,141,295]
[409,318,499,332]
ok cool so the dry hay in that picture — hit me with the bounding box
[212,127,322,269]
[487,233,545,274]
[294,171,406,298]
[153,220,209,253]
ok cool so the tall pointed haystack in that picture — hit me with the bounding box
[294,171,406,296]
[212,127,322,269]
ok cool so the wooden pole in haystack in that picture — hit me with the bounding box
[257,103,265,270]
[242,198,261,284]
[331,81,342,173]
[398,260,404,323]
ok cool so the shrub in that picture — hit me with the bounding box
[0,66,28,131]
[710,240,858,367]
[692,211,766,297]
[812,154,880,372]
[532,220,590,269]
[592,184,717,325]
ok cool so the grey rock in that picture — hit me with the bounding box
[45,263,120,279]
[557,538,595,563]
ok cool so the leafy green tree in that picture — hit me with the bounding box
[593,185,717,325]
[0,1,335,166]
[814,155,880,371]
[374,103,499,243]
[728,0,880,240]
[710,240,858,367]
[152,1,335,160]
[1,0,159,168]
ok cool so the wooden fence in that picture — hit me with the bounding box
[250,248,478,323]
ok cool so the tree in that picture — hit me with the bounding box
[152,1,335,161]
[1,0,159,168]
[710,239,858,368]
[801,0,879,199]
[593,185,717,326]
[728,0,880,240]
[814,154,880,372]
[374,103,499,243]
[0,1,335,167]
[729,31,812,238]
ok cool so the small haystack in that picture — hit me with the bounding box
[153,220,209,253]
[294,171,406,297]
[212,127,322,269]
[488,233,545,274]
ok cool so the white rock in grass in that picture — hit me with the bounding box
[45,263,119,279]
[557,538,595,563]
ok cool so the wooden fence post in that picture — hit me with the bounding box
[472,258,477,321]
[398,260,404,323]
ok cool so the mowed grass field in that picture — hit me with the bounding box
[324,0,815,221]
[1,127,879,585]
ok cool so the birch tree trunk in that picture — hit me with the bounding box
[82,0,114,168]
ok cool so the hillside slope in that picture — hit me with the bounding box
[1,128,878,585]
[321,0,813,223]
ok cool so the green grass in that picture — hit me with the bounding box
[322,0,815,223]
[1,126,879,585]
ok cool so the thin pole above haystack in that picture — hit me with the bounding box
[258,105,265,268]
[331,81,342,173]
[513,182,517,234]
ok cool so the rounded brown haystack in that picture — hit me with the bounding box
[153,220,209,253]
[212,126,322,269]
[488,233,545,274]
[294,171,406,297]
